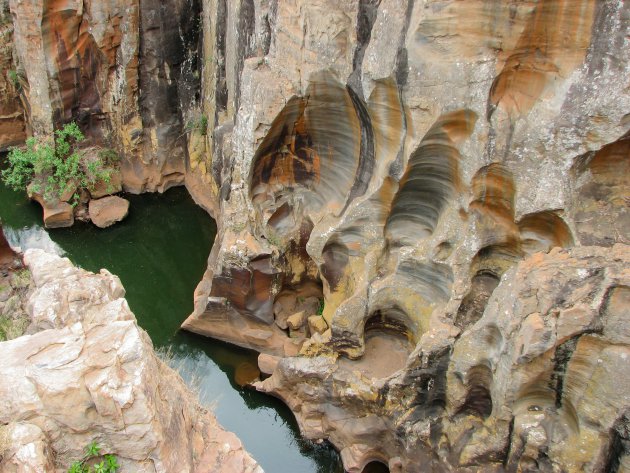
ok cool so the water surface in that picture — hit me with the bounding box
[0,180,342,473]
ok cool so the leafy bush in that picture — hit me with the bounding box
[67,441,120,473]
[1,122,114,203]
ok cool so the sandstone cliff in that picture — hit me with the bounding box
[2,0,629,472]
[180,1,630,471]
[0,248,261,473]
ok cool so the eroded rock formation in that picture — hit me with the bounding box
[3,0,207,202]
[177,1,629,471]
[0,248,261,473]
[2,0,629,471]
[258,245,630,472]
[0,1,25,151]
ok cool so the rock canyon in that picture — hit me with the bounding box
[0,0,629,472]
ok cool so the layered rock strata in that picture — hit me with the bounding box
[0,248,261,473]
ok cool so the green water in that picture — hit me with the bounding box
[0,181,343,473]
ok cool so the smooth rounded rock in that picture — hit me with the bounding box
[89,196,129,228]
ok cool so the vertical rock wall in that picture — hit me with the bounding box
[5,0,210,198]
[181,1,630,471]
[0,0,25,150]
[2,0,630,471]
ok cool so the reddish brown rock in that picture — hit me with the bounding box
[0,2,26,151]
[88,195,129,228]
[0,224,19,270]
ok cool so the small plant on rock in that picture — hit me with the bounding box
[185,114,208,136]
[316,298,325,316]
[7,69,21,91]
[67,441,120,473]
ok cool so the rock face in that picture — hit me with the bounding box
[3,0,630,471]
[176,1,628,471]
[88,195,130,228]
[5,0,204,198]
[0,0,26,151]
[257,245,630,472]
[0,249,261,473]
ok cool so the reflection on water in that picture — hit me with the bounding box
[0,176,343,473]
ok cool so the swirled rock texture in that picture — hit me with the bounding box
[177,1,629,471]
[2,0,630,471]
[0,249,261,473]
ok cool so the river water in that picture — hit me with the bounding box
[0,181,343,473]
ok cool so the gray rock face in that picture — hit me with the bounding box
[0,249,261,473]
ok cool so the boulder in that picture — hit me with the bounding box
[0,423,55,472]
[287,310,307,330]
[27,183,75,228]
[89,196,129,228]
[41,201,74,228]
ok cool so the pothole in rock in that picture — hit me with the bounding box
[362,460,390,473]
[339,330,412,380]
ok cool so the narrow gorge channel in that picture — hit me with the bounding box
[0,178,342,473]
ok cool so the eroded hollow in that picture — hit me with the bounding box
[518,210,573,254]
[272,281,324,335]
[571,133,630,247]
[339,308,414,379]
[471,242,522,279]
[250,71,373,222]
[385,110,477,246]
[458,364,494,419]
[454,272,500,330]
[470,162,515,221]
[362,460,390,473]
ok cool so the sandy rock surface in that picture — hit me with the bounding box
[88,196,130,228]
[0,249,261,473]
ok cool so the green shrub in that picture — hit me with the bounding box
[0,314,29,341]
[1,122,114,203]
[185,114,208,136]
[67,441,120,473]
